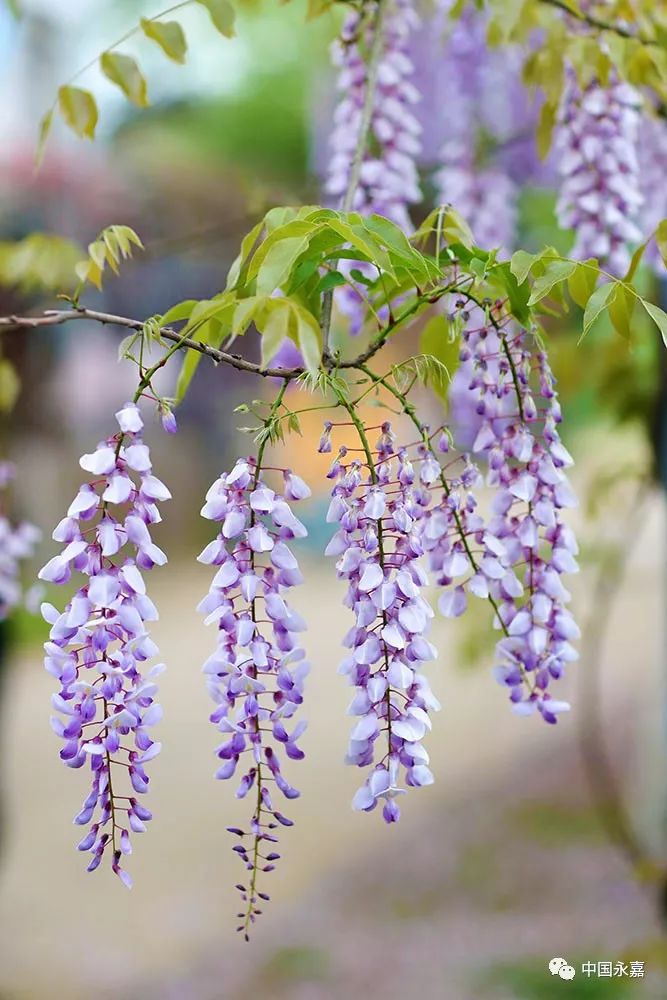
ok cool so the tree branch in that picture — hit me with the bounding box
[539,0,651,43]
[0,294,442,380]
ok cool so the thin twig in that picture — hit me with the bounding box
[539,0,649,42]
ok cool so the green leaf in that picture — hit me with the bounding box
[581,281,616,340]
[36,108,53,167]
[226,220,264,291]
[419,314,460,399]
[324,219,384,271]
[0,233,82,292]
[536,99,557,159]
[291,303,321,372]
[641,299,667,349]
[175,303,229,402]
[362,214,436,281]
[140,18,187,63]
[175,348,204,403]
[117,333,140,363]
[317,271,347,293]
[439,205,474,251]
[656,219,667,270]
[256,235,312,296]
[608,283,635,341]
[567,260,597,309]
[260,300,291,367]
[100,52,149,107]
[527,259,575,305]
[161,300,198,325]
[196,0,236,37]
[58,86,98,139]
[245,221,321,288]
[510,250,538,286]
[624,239,649,283]
[232,296,264,339]
[104,224,143,259]
[0,359,20,412]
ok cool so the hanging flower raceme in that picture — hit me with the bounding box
[326,0,422,227]
[554,65,643,276]
[430,4,519,253]
[325,0,422,332]
[323,421,441,823]
[38,402,170,887]
[638,111,667,274]
[198,457,310,937]
[435,141,518,254]
[460,315,580,723]
[0,461,41,620]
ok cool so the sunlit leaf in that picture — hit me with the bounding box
[641,298,667,349]
[527,259,575,305]
[100,52,149,107]
[567,260,597,309]
[140,18,187,63]
[581,281,616,340]
[58,86,98,139]
[196,0,236,37]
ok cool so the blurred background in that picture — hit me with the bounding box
[1,1,667,997]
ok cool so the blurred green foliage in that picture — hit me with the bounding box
[480,959,641,999]
[510,801,607,847]
[260,944,331,984]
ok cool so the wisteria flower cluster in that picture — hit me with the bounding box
[452,304,580,721]
[38,402,169,887]
[554,67,643,276]
[323,426,440,822]
[0,461,40,621]
[326,0,421,228]
[429,3,523,254]
[325,0,421,331]
[198,457,311,936]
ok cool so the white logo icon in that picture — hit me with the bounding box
[549,957,576,980]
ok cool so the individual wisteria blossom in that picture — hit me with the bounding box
[323,422,441,823]
[456,308,580,723]
[0,461,41,620]
[198,457,310,937]
[554,65,643,276]
[38,402,170,887]
[325,0,422,332]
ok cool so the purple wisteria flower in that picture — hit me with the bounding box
[0,461,41,620]
[638,112,667,274]
[457,310,580,722]
[420,444,524,626]
[435,142,518,255]
[325,0,422,332]
[323,422,441,823]
[429,2,524,253]
[198,457,310,937]
[554,66,643,276]
[326,0,422,228]
[38,402,170,887]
